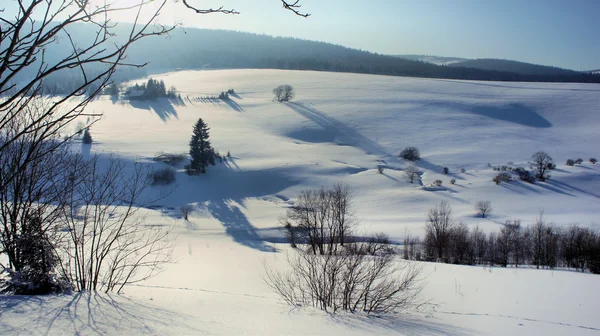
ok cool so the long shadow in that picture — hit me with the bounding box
[150,165,301,252]
[332,313,472,336]
[286,102,388,156]
[223,98,244,112]
[535,181,576,197]
[230,92,243,99]
[547,179,600,199]
[0,293,204,335]
[427,101,552,128]
[127,98,179,122]
[206,199,276,252]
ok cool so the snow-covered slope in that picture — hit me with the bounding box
[2,69,599,335]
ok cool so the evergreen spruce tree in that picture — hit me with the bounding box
[189,118,215,174]
[82,127,92,144]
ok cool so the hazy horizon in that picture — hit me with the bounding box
[141,0,599,71]
[3,0,598,71]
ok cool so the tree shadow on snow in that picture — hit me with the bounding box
[151,165,301,252]
[428,102,551,128]
[127,98,181,122]
[331,314,473,336]
[206,199,276,252]
[0,293,204,335]
[285,102,388,156]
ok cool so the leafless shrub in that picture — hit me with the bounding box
[494,172,512,184]
[424,201,454,261]
[180,205,194,221]
[264,248,422,314]
[475,201,492,218]
[154,153,188,167]
[403,232,421,261]
[399,147,420,161]
[273,85,295,102]
[405,165,418,183]
[59,156,174,293]
[150,167,176,186]
[282,183,355,255]
[348,233,396,256]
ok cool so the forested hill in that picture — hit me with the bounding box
[447,59,583,76]
[15,24,600,93]
[122,27,599,83]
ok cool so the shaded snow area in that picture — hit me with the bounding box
[2,69,599,335]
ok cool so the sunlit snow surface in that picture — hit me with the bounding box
[2,69,599,335]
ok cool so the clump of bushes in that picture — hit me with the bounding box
[443,167,449,174]
[493,172,513,185]
[218,91,229,100]
[566,159,575,166]
[150,167,176,185]
[461,168,466,173]
[591,158,597,164]
[433,180,443,187]
[450,179,456,185]
[377,166,384,174]
[153,153,187,167]
[575,158,584,164]
[518,170,535,184]
[399,147,420,161]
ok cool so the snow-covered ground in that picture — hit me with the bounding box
[2,69,599,335]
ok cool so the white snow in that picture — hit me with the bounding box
[2,69,600,335]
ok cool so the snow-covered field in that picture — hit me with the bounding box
[2,69,599,335]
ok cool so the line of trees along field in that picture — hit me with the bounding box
[413,201,600,274]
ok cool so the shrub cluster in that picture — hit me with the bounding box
[399,147,420,161]
[150,167,176,185]
[153,153,187,166]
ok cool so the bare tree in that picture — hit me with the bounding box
[180,205,193,221]
[530,151,553,181]
[475,201,492,218]
[448,222,472,265]
[59,155,173,293]
[282,184,354,255]
[470,226,488,264]
[496,220,521,267]
[0,105,77,293]
[424,201,454,261]
[405,165,419,183]
[272,84,295,102]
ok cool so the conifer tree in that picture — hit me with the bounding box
[189,118,215,174]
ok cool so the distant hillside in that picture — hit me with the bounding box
[448,58,581,76]
[393,55,468,66]
[12,25,600,95]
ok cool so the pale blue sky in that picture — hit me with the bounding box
[5,0,599,70]
[160,0,599,71]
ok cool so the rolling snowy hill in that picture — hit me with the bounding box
[2,69,599,335]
